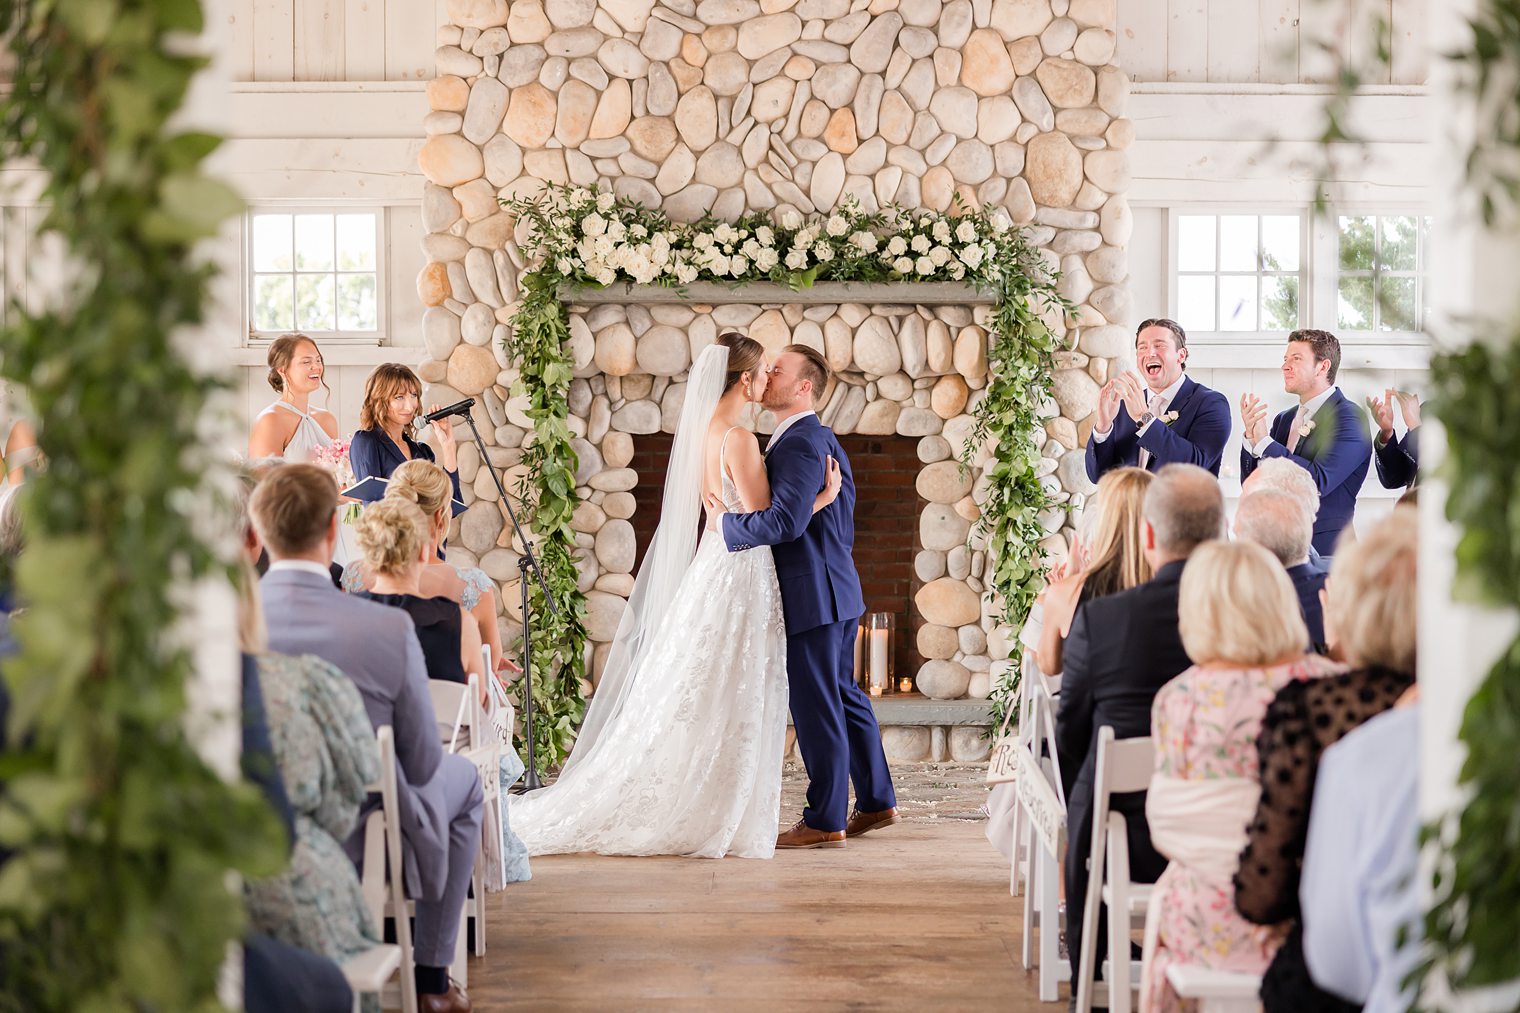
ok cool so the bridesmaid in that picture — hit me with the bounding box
[248,333,340,461]
[348,362,463,522]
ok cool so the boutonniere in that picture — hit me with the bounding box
[1299,418,1318,440]
[1161,411,1180,426]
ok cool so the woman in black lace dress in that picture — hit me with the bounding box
[1234,507,1418,1011]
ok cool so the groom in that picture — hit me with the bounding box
[716,344,898,849]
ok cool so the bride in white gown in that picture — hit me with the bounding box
[512,333,841,859]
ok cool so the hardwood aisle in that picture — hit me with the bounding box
[465,818,1051,1011]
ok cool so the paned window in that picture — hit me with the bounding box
[1336,214,1432,332]
[249,211,380,337]
[1173,213,1304,334]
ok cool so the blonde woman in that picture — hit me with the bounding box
[1036,467,1154,675]
[351,497,484,691]
[342,459,516,683]
[1139,541,1343,1013]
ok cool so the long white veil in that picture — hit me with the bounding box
[563,342,730,771]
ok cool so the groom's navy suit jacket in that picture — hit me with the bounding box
[1239,388,1372,556]
[721,413,865,633]
[1084,375,1231,482]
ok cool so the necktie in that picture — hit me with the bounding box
[1286,406,1308,454]
[1138,394,1168,471]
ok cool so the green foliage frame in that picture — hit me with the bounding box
[502,187,1067,771]
[0,2,283,1009]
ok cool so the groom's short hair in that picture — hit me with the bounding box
[250,463,337,557]
[785,344,830,404]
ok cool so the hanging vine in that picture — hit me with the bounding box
[0,1,284,1010]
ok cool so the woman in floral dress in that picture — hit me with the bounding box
[1140,541,1343,1013]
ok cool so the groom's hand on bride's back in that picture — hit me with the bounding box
[704,491,725,531]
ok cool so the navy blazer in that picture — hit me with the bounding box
[1286,562,1328,652]
[1240,388,1372,556]
[348,426,465,518]
[721,414,866,635]
[1084,375,1231,481]
[1374,428,1419,490]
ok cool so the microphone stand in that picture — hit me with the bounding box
[446,406,556,792]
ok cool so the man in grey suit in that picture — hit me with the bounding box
[251,465,480,1013]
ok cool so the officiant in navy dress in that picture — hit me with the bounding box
[1240,330,1372,558]
[348,364,465,555]
[1084,319,1232,481]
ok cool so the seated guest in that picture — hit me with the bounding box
[1235,507,1417,1012]
[245,459,345,588]
[345,459,515,680]
[1232,490,1327,650]
[1240,456,1327,571]
[252,464,482,1013]
[1239,330,1372,558]
[1086,318,1232,481]
[348,364,464,552]
[1367,388,1421,490]
[1139,542,1343,1012]
[351,497,484,691]
[1037,467,1153,676]
[1056,463,1226,990]
[1300,694,1421,1013]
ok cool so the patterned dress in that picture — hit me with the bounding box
[1141,654,1344,1013]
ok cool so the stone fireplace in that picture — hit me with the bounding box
[418,0,1134,717]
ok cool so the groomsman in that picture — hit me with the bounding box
[1240,329,1372,558]
[1084,318,1232,481]
[1367,388,1421,489]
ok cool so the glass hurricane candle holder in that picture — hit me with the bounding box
[865,612,895,697]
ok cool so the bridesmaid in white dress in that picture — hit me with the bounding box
[248,333,341,462]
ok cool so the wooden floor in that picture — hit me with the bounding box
[465,818,1052,1011]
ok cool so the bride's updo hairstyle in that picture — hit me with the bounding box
[386,458,453,544]
[353,497,429,578]
[717,332,764,397]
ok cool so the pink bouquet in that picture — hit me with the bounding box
[311,439,361,521]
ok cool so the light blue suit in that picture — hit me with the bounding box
[260,567,483,968]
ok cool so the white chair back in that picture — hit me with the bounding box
[359,726,418,1013]
[1012,657,1072,1002]
[1075,728,1156,1013]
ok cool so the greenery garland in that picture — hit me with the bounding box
[501,185,1063,762]
[0,0,284,1009]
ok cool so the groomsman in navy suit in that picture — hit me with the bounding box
[1367,388,1421,489]
[1240,330,1372,558]
[1084,318,1232,481]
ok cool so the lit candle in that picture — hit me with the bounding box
[869,628,889,694]
[899,677,913,693]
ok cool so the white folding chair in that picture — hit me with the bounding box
[1011,669,1070,1002]
[1164,965,1261,1013]
[356,726,416,1013]
[1075,728,1156,1013]
[1010,653,1063,900]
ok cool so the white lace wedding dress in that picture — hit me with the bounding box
[512,442,789,859]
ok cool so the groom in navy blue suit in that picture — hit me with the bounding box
[1240,330,1372,558]
[1084,318,1231,481]
[718,344,897,849]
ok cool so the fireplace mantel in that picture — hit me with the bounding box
[558,281,1000,307]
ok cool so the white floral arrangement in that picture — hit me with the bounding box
[1299,418,1317,440]
[504,184,1036,292]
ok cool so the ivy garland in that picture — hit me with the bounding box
[0,1,284,1009]
[501,185,1064,764]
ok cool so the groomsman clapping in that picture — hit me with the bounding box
[1366,388,1421,490]
[1084,318,1232,481]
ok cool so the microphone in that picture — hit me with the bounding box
[421,398,476,424]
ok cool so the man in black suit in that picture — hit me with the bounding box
[1233,489,1327,651]
[1055,464,1226,995]
[1367,388,1421,490]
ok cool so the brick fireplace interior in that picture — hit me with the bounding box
[626,432,925,688]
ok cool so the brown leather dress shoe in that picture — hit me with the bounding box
[845,806,901,838]
[419,983,472,1013]
[775,817,846,849]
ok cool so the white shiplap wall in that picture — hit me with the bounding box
[228,0,443,82]
[1118,0,1429,85]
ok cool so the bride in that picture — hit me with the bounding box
[511,332,841,859]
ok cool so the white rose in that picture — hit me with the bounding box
[730,254,750,275]
[597,192,615,212]
[910,234,931,254]
[949,262,966,280]
[596,266,616,284]
[756,225,775,245]
[605,220,626,243]
[711,254,731,275]
[915,255,935,276]
[755,248,779,271]
[785,249,810,270]
[886,236,908,256]
[715,223,737,244]
[780,210,803,230]
[742,239,761,258]
[955,220,978,243]
[815,244,835,263]
[893,256,914,273]
[826,214,849,237]
[990,209,1010,234]
[851,231,879,252]
[933,221,952,243]
[694,232,714,249]
[928,245,951,266]
[918,216,933,230]
[630,223,648,239]
[958,244,984,269]
[677,263,698,283]
[582,213,607,237]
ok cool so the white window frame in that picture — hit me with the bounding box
[1310,205,1431,346]
[1166,207,1310,344]
[245,205,387,345]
